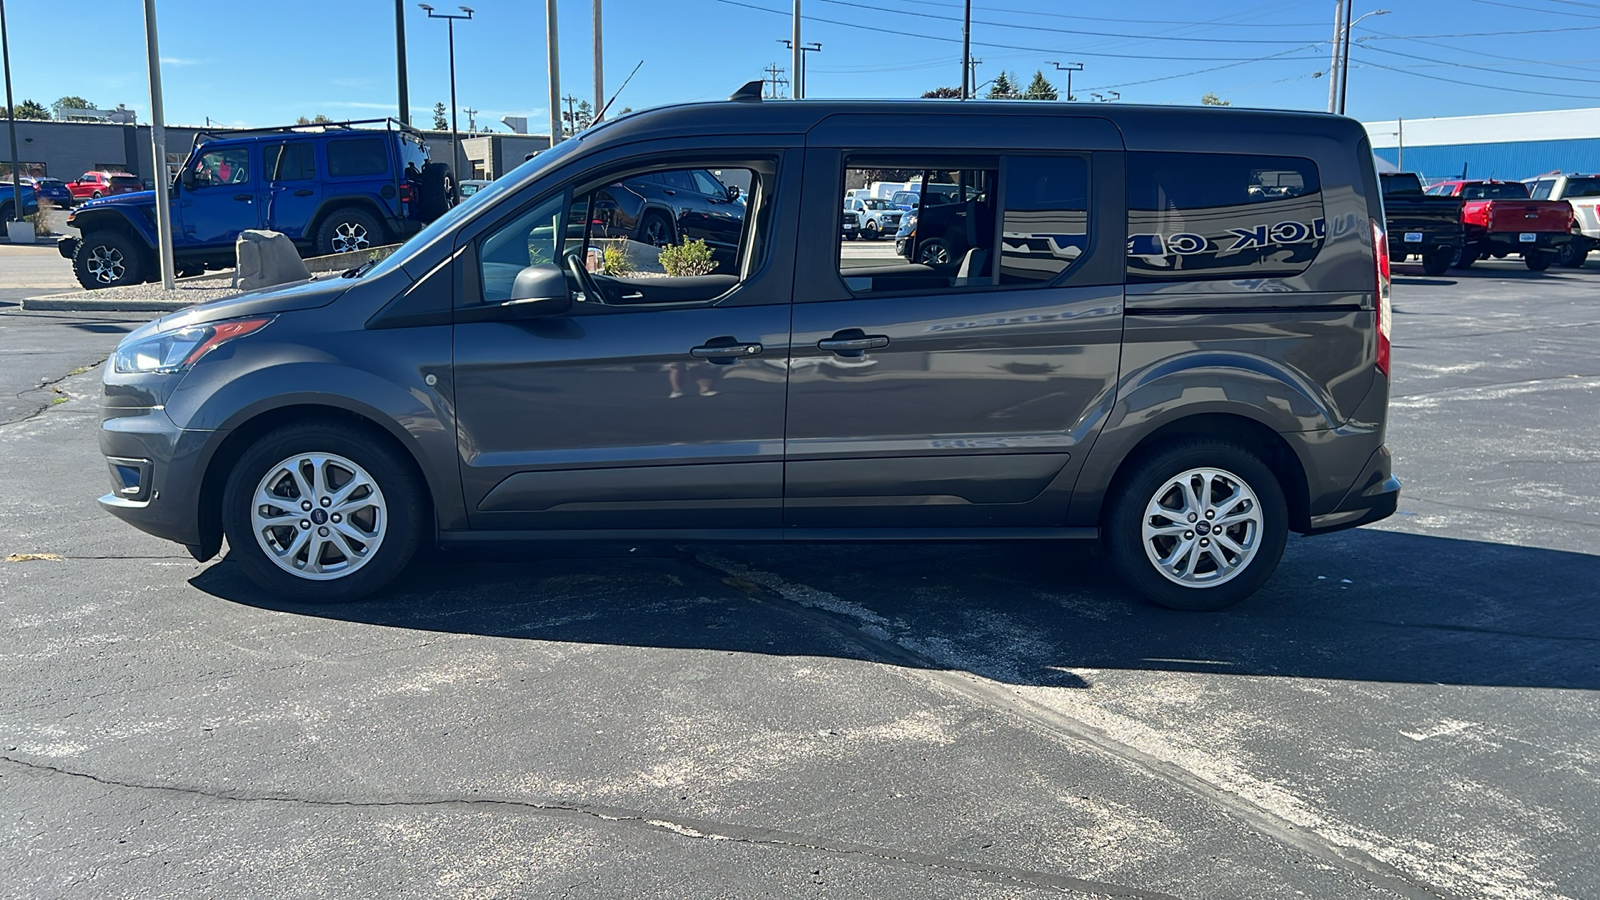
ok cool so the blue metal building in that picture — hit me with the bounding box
[1363,109,1600,185]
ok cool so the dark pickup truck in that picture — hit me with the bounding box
[1379,172,1463,275]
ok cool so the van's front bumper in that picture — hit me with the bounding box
[1304,445,1400,536]
[98,405,220,556]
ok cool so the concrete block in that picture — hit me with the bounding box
[234,230,311,291]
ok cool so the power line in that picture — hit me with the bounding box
[882,0,1328,27]
[1078,43,1326,92]
[1360,42,1600,84]
[705,0,1327,62]
[1350,53,1594,100]
[1468,0,1600,19]
[813,0,1323,44]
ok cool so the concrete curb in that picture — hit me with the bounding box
[21,294,192,313]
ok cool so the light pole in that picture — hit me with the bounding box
[1338,9,1388,115]
[791,0,801,100]
[960,0,971,100]
[1,0,22,232]
[395,0,410,125]
[778,40,820,99]
[592,0,603,124]
[1048,61,1083,102]
[141,0,175,288]
[546,0,561,146]
[419,4,473,180]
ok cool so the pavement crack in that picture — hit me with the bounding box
[2,358,104,429]
[0,753,1175,899]
[687,552,1463,900]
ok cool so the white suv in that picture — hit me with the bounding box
[844,196,904,241]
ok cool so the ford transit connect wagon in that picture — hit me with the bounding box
[98,90,1398,610]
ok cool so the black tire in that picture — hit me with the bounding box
[91,190,102,199]
[638,212,675,247]
[417,162,456,221]
[221,420,425,604]
[1556,241,1587,269]
[1422,246,1453,276]
[73,230,148,289]
[315,206,385,255]
[1104,439,1289,611]
[863,220,880,241]
[917,237,955,268]
[1525,251,1554,272]
[846,231,859,241]
[1450,247,1475,270]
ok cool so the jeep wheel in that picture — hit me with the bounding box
[315,207,385,255]
[73,230,148,289]
[1525,251,1554,272]
[1105,440,1288,611]
[1422,246,1453,276]
[417,162,457,221]
[221,421,424,603]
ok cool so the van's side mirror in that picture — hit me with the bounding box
[505,263,572,314]
[726,185,740,202]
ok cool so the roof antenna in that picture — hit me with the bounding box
[729,80,764,103]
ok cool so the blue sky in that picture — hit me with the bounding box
[6,0,1600,130]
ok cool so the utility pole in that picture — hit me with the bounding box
[395,0,410,124]
[1327,0,1345,113]
[2,0,23,234]
[966,57,982,95]
[1337,1,1354,115]
[1397,117,1403,170]
[464,106,477,131]
[140,0,175,288]
[546,0,562,144]
[592,0,603,123]
[562,94,578,135]
[762,63,789,100]
[1049,61,1083,102]
[791,0,802,99]
[779,40,820,99]
[961,0,971,99]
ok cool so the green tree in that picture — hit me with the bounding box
[295,114,333,125]
[922,86,961,99]
[1201,92,1231,107]
[6,99,50,120]
[985,71,1017,100]
[54,95,92,110]
[1023,70,1058,101]
[432,102,448,130]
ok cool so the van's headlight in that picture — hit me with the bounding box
[113,317,274,374]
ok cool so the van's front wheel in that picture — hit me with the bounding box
[221,422,424,603]
[1105,440,1288,611]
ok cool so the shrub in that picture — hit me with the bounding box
[658,237,718,277]
[600,242,635,277]
[26,200,51,238]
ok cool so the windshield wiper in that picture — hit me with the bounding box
[341,258,380,279]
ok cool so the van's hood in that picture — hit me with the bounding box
[122,275,353,343]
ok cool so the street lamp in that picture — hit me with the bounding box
[778,39,820,99]
[1337,8,1388,116]
[1047,61,1083,102]
[1,0,24,235]
[419,3,473,183]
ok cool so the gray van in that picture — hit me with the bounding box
[98,90,1398,610]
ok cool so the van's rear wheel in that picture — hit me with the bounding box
[221,422,424,603]
[1105,440,1287,611]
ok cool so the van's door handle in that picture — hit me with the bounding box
[233,193,252,202]
[690,341,763,363]
[818,334,889,354]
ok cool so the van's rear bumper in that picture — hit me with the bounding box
[1304,445,1400,535]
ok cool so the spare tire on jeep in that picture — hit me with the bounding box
[417,162,457,221]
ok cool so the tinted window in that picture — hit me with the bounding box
[1127,152,1325,281]
[657,170,696,192]
[1460,182,1528,200]
[110,176,142,188]
[191,149,251,188]
[691,170,726,196]
[1001,156,1089,284]
[1380,173,1423,196]
[1564,177,1600,198]
[1528,180,1555,200]
[265,142,316,181]
[326,138,389,177]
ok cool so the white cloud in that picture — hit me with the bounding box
[159,57,205,66]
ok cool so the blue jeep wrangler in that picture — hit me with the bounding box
[59,119,456,289]
[1,182,39,225]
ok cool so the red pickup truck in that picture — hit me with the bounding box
[1424,179,1574,271]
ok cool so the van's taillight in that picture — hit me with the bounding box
[1372,218,1392,377]
[399,183,415,205]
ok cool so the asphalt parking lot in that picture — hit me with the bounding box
[1,252,1597,899]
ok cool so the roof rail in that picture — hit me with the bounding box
[187,117,425,153]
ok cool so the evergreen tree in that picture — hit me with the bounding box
[6,100,50,120]
[1201,93,1231,107]
[1024,71,1058,101]
[922,86,961,98]
[432,102,449,130]
[985,71,1016,100]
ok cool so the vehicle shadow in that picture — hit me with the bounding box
[192,528,1600,692]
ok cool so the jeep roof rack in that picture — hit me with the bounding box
[187,117,426,154]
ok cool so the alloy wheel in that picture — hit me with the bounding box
[330,221,371,253]
[85,245,126,284]
[1140,467,1263,589]
[249,453,387,581]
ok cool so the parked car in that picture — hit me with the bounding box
[458,179,492,199]
[58,119,455,289]
[95,91,1396,612]
[23,176,74,208]
[1424,179,1574,270]
[0,182,39,223]
[589,168,744,263]
[67,171,143,202]
[841,208,860,240]
[1523,171,1600,267]
[893,176,994,270]
[1379,172,1463,275]
[844,196,903,240]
